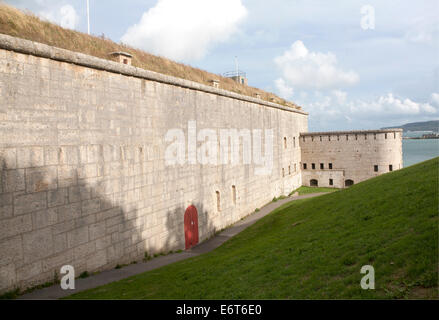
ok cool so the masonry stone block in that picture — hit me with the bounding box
[59,146,79,165]
[73,241,96,260]
[51,220,75,236]
[86,249,107,271]
[25,166,57,193]
[0,148,17,169]
[1,169,25,193]
[68,185,81,203]
[55,202,81,223]
[17,147,44,168]
[89,221,106,241]
[44,146,59,166]
[67,226,89,248]
[0,235,23,267]
[32,207,58,229]
[14,191,47,215]
[0,214,32,241]
[16,261,42,282]
[0,264,16,289]
[77,164,97,179]
[53,233,68,254]
[42,250,73,273]
[22,227,54,264]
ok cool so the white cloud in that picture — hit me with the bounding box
[39,4,79,29]
[274,78,293,100]
[274,41,359,90]
[121,0,247,61]
[405,17,439,44]
[431,93,439,105]
[352,93,437,116]
[299,91,438,131]
[332,90,347,105]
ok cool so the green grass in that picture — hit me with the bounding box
[291,186,339,195]
[67,158,438,299]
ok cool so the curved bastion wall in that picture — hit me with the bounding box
[299,129,403,188]
[0,34,307,293]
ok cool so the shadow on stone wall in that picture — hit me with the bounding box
[0,151,221,294]
[0,154,145,293]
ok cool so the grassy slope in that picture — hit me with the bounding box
[0,4,297,109]
[293,186,339,195]
[68,158,438,299]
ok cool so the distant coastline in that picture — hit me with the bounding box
[404,136,439,140]
[382,120,439,133]
[403,132,439,140]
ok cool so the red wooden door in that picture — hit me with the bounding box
[184,205,199,249]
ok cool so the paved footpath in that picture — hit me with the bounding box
[19,193,325,299]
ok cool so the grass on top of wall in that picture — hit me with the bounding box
[0,4,300,110]
[66,157,438,299]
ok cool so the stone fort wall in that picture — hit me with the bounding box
[0,34,307,293]
[299,129,403,188]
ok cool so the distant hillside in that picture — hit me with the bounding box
[382,120,439,132]
[0,4,298,109]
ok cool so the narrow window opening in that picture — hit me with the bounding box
[346,135,349,141]
[284,137,287,149]
[329,179,333,186]
[312,163,316,170]
[365,134,367,140]
[355,134,358,140]
[232,186,236,205]
[374,165,378,172]
[303,163,307,170]
[337,135,340,141]
[329,163,333,169]
[288,165,291,175]
[320,136,322,141]
[389,165,393,172]
[216,191,221,212]
[293,137,296,148]
[374,133,377,140]
[320,163,324,169]
[394,132,396,139]
[294,163,297,172]
[385,133,388,139]
[282,168,285,177]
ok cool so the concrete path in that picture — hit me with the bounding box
[19,192,326,300]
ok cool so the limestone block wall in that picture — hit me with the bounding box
[301,170,345,188]
[299,130,403,188]
[0,34,308,293]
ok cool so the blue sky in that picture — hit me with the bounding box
[6,0,439,131]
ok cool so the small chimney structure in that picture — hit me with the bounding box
[110,51,133,66]
[210,79,220,89]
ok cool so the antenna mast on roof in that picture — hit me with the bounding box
[235,56,239,75]
[87,0,90,35]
